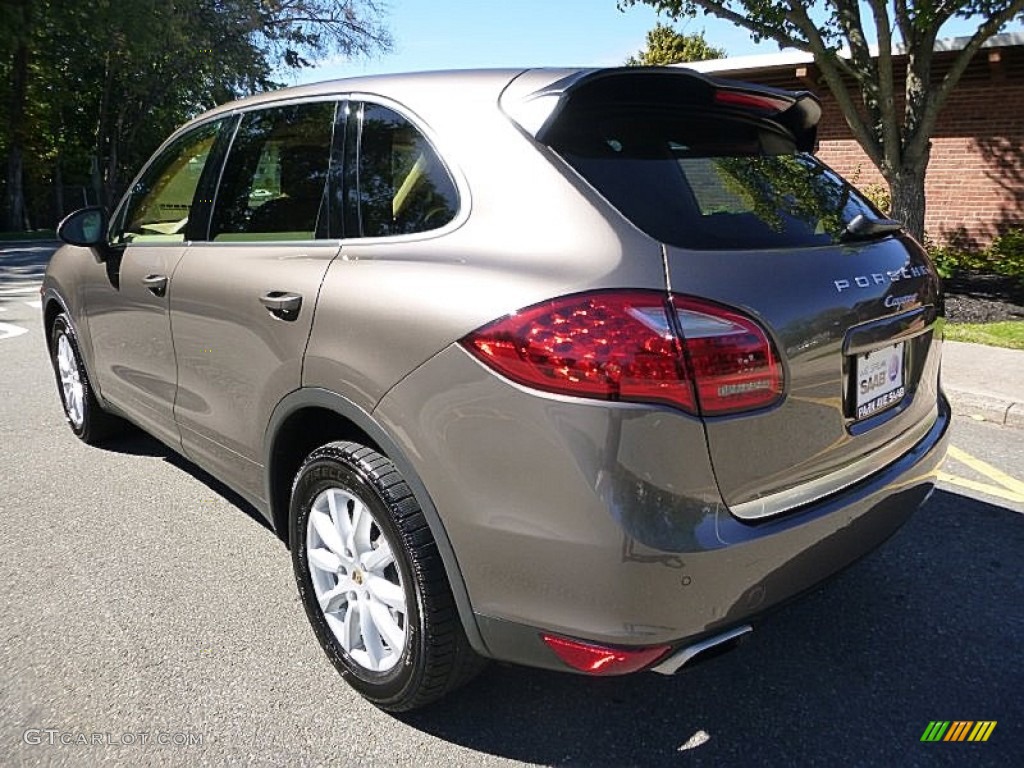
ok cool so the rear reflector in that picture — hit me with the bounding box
[541,634,671,675]
[462,290,783,416]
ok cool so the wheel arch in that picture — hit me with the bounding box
[42,291,70,355]
[264,387,490,657]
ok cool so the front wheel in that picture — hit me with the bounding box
[49,313,125,444]
[290,441,484,711]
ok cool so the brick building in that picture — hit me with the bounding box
[686,33,1024,248]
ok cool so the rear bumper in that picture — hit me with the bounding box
[375,344,951,672]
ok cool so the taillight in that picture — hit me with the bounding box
[461,290,782,416]
[462,290,696,412]
[672,297,783,415]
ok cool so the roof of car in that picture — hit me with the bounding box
[193,68,560,121]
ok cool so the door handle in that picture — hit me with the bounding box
[142,274,168,296]
[259,291,302,317]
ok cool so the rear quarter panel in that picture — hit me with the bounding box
[303,88,667,409]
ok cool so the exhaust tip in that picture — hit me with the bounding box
[650,625,753,675]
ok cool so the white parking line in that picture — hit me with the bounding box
[22,300,42,309]
[0,284,42,296]
[0,321,29,340]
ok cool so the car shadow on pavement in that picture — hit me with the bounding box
[0,242,57,285]
[400,489,1022,767]
[97,429,276,537]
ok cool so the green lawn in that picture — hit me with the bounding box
[945,320,1024,350]
[0,230,57,242]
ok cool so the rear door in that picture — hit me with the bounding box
[170,99,342,504]
[546,79,942,519]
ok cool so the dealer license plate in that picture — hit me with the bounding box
[854,342,905,420]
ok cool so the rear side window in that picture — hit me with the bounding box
[210,101,336,241]
[549,109,876,250]
[351,103,458,237]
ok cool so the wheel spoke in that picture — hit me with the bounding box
[341,601,358,652]
[308,546,342,573]
[318,581,353,614]
[326,489,353,543]
[310,509,346,557]
[365,573,405,611]
[360,540,394,572]
[358,597,386,669]
[348,499,370,556]
[368,600,405,652]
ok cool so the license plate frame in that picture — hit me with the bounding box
[852,341,906,421]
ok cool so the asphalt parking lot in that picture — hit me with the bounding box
[1,242,1021,766]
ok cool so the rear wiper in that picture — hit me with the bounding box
[841,213,903,241]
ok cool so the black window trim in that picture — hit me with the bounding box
[342,93,468,243]
[106,115,229,249]
[199,95,344,245]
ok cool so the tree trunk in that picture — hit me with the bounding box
[5,145,27,231]
[888,165,927,244]
[53,155,64,223]
[4,36,29,232]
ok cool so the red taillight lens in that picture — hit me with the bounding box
[541,634,671,675]
[672,297,783,415]
[462,290,696,412]
[461,291,783,417]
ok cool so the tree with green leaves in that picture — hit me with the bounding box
[619,1,1024,241]
[1,0,390,230]
[626,23,726,65]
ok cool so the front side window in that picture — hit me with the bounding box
[210,101,336,241]
[112,120,223,245]
[353,104,458,237]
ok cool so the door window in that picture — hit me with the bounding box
[111,120,223,245]
[353,104,458,237]
[210,102,336,241]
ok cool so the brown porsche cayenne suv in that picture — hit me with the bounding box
[44,67,949,711]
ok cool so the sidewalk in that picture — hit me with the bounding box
[942,341,1024,429]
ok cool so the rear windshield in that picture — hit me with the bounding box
[548,109,877,250]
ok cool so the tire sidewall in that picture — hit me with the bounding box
[290,450,425,706]
[49,313,92,439]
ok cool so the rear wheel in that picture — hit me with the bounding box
[49,313,125,444]
[290,441,484,711]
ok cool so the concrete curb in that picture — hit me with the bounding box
[945,388,1024,429]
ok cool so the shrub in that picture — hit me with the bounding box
[848,166,892,216]
[926,226,1024,282]
[987,228,1024,279]
[925,238,978,279]
[860,183,891,217]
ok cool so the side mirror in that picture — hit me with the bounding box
[57,206,108,247]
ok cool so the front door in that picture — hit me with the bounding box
[86,119,226,446]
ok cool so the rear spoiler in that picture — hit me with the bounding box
[501,67,821,153]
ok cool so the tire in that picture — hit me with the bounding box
[49,313,125,444]
[290,441,485,712]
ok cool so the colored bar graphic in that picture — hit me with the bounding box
[944,721,972,741]
[921,721,996,742]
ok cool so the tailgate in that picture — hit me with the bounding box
[536,67,944,518]
[666,236,942,518]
